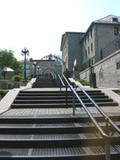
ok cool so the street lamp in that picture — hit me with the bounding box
[73,59,77,79]
[37,66,40,76]
[21,47,29,80]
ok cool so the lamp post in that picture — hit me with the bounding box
[37,66,40,76]
[21,47,29,80]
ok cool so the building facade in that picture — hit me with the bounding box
[80,49,120,88]
[60,15,120,73]
[79,15,120,87]
[60,32,85,72]
[60,15,120,87]
[81,15,120,71]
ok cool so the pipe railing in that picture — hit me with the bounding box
[62,74,109,137]
[75,84,120,135]
[62,74,120,160]
[58,74,65,91]
[58,74,68,106]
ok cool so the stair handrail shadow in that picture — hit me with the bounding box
[62,74,120,160]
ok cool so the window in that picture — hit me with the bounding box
[90,29,92,38]
[114,27,119,35]
[88,46,90,54]
[91,43,93,52]
[84,49,87,59]
[116,61,120,69]
[100,49,103,60]
[87,34,89,42]
[112,17,118,22]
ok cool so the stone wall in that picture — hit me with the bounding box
[80,50,120,88]
[0,80,20,89]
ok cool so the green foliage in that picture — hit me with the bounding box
[12,75,21,82]
[12,75,31,86]
[0,89,7,96]
[0,49,22,74]
[63,69,72,78]
[20,79,29,86]
[79,79,89,86]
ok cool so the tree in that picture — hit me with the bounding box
[0,49,22,74]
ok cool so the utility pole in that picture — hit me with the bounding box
[21,47,29,80]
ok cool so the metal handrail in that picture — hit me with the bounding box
[58,74,65,87]
[62,74,120,160]
[72,80,120,135]
[62,74,110,138]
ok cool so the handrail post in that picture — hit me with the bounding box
[105,138,110,160]
[60,82,62,91]
[73,92,75,116]
[105,120,111,160]
[58,74,65,92]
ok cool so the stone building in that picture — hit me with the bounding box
[80,49,120,88]
[81,15,120,70]
[79,15,120,88]
[60,15,120,87]
[60,32,85,72]
[60,15,120,72]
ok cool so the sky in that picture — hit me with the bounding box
[0,0,120,60]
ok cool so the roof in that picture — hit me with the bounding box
[3,67,14,72]
[60,32,85,51]
[94,15,120,24]
[80,15,120,42]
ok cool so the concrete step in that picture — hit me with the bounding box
[11,101,118,108]
[0,137,119,148]
[16,95,109,99]
[20,90,102,93]
[19,91,103,96]
[0,114,120,123]
[0,148,119,160]
[0,124,119,134]
[13,98,113,104]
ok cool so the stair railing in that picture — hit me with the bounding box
[58,74,65,91]
[62,74,120,160]
[58,74,68,106]
[70,78,120,135]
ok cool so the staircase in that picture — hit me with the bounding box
[32,75,60,88]
[11,90,118,108]
[0,76,120,159]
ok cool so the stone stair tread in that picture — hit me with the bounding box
[0,76,120,159]
[0,147,119,158]
[14,99,113,102]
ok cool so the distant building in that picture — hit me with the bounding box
[2,67,14,79]
[21,60,32,78]
[60,32,85,72]
[30,54,62,77]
